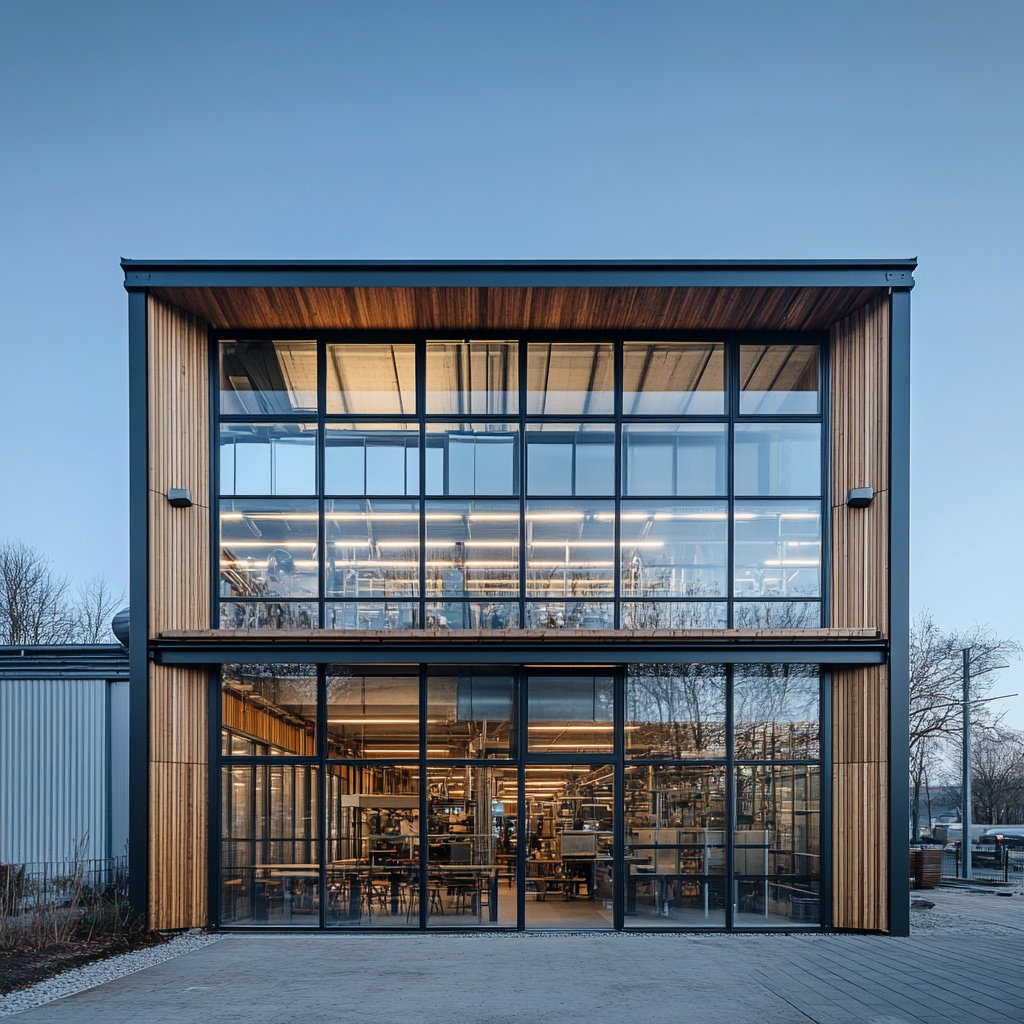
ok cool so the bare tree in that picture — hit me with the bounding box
[0,541,77,645]
[970,727,1024,826]
[909,610,1021,838]
[73,575,124,643]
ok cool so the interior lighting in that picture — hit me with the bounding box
[529,725,615,731]
[762,559,819,566]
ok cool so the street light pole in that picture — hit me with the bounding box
[961,647,972,880]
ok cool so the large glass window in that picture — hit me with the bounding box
[220,340,317,415]
[739,345,818,415]
[626,664,727,759]
[527,342,614,415]
[620,502,728,599]
[622,341,725,415]
[624,765,726,928]
[622,423,727,497]
[426,340,518,414]
[326,343,416,415]
[526,423,615,496]
[326,669,420,758]
[325,423,419,496]
[527,674,614,754]
[215,336,824,630]
[523,764,615,930]
[325,765,420,928]
[425,501,519,599]
[217,662,824,932]
[220,423,317,496]
[425,422,518,496]
[326,500,419,598]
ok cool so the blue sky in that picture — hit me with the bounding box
[1,1,1022,723]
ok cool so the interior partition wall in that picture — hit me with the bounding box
[213,661,825,931]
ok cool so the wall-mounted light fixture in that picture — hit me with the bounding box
[847,487,874,509]
[167,488,193,508]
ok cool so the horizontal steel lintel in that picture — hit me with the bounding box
[153,642,886,666]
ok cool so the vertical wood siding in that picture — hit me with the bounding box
[147,296,210,929]
[830,295,891,932]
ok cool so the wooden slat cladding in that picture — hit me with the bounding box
[148,762,207,929]
[834,758,888,932]
[148,295,211,634]
[152,284,884,333]
[150,666,208,765]
[829,294,891,932]
[147,296,211,930]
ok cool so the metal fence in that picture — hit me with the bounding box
[1,856,127,911]
[940,848,1024,883]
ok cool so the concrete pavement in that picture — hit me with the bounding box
[7,893,1023,1024]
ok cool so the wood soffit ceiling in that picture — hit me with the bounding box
[151,284,886,333]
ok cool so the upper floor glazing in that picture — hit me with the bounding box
[215,336,825,631]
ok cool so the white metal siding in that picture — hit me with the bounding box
[0,678,110,863]
[108,679,130,861]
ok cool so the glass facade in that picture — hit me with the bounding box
[217,663,822,931]
[215,336,824,631]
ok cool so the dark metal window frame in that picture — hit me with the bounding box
[209,330,830,632]
[212,661,827,933]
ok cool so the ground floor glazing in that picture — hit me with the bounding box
[216,662,823,930]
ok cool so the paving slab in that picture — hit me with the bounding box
[6,927,1022,1024]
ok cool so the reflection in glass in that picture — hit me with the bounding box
[219,601,319,630]
[733,502,821,598]
[734,424,821,497]
[326,500,419,597]
[220,423,317,496]
[427,672,514,758]
[326,602,420,630]
[220,340,317,415]
[427,766,517,927]
[426,422,518,496]
[739,345,819,415]
[734,602,821,628]
[221,664,317,756]
[525,502,614,597]
[220,764,319,927]
[325,423,419,496]
[425,501,519,598]
[527,675,614,753]
[625,664,727,758]
[425,602,519,630]
[734,665,819,760]
[523,765,615,929]
[622,342,725,415]
[527,343,614,415]
[734,765,820,927]
[624,766,726,929]
[220,500,319,599]
[622,423,727,497]
[526,423,614,496]
[620,602,728,629]
[326,343,416,415]
[525,601,614,629]
[325,765,419,928]
[620,503,727,598]
[326,669,419,758]
[426,341,518,415]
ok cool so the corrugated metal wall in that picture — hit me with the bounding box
[0,678,128,864]
[108,679,130,861]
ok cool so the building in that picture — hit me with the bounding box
[125,259,911,934]
[0,645,129,867]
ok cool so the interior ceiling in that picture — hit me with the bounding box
[151,285,884,333]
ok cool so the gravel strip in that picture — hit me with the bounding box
[0,931,222,1019]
